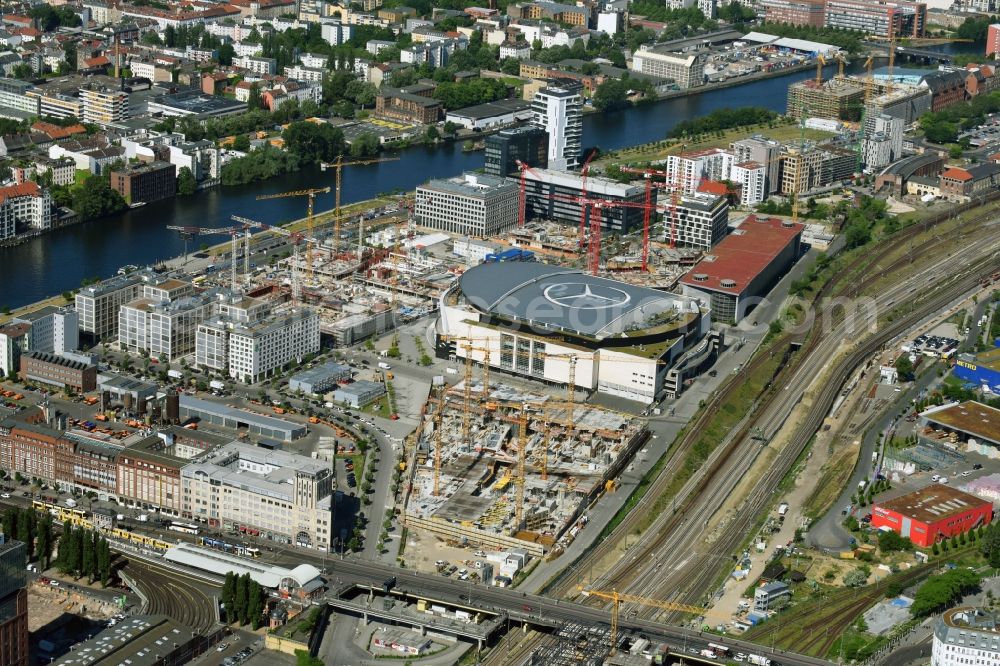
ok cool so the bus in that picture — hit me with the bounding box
[707,643,731,658]
[167,522,200,535]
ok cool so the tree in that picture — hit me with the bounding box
[878,530,913,553]
[72,175,126,221]
[425,125,440,142]
[232,134,251,152]
[911,568,980,617]
[218,43,235,66]
[593,78,631,113]
[16,509,33,559]
[222,571,237,621]
[247,579,264,629]
[981,526,1000,567]
[176,166,197,196]
[97,537,111,585]
[82,530,95,581]
[282,122,345,164]
[349,132,379,158]
[235,573,251,625]
[895,355,915,382]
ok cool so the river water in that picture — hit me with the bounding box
[1,40,982,308]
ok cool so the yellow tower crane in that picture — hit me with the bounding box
[578,587,729,655]
[815,54,826,85]
[886,31,897,95]
[835,53,847,80]
[863,55,875,102]
[320,156,399,254]
[256,187,331,284]
[433,392,445,496]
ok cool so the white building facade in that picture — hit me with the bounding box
[531,85,582,170]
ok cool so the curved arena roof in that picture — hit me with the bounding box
[457,263,690,339]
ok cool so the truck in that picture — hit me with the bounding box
[747,655,771,666]
[378,362,392,370]
[167,369,183,380]
[209,380,226,391]
[65,499,77,508]
[777,502,789,517]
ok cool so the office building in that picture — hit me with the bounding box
[76,273,144,342]
[933,607,1000,666]
[666,192,729,250]
[12,306,78,356]
[181,442,333,549]
[414,173,519,237]
[80,85,129,125]
[0,540,28,666]
[220,309,320,384]
[118,280,214,360]
[522,168,646,233]
[871,484,992,547]
[109,161,176,205]
[760,0,825,27]
[531,86,582,170]
[733,135,783,194]
[0,323,28,378]
[0,78,38,116]
[484,126,549,176]
[680,215,803,323]
[823,0,926,38]
[20,350,97,392]
[630,47,705,90]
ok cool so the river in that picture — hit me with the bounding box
[1,39,983,309]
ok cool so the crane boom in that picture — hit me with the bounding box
[320,155,399,253]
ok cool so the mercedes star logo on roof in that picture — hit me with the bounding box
[543,282,631,309]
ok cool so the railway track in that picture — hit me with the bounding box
[481,630,546,666]
[545,193,1000,610]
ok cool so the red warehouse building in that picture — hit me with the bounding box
[871,484,992,548]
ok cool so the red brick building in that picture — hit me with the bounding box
[871,484,992,548]
[374,85,442,125]
[109,160,176,205]
[20,351,96,393]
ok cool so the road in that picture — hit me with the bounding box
[319,556,834,665]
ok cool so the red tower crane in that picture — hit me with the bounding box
[578,150,597,249]
[515,160,541,227]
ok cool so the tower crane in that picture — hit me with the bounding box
[319,155,399,253]
[577,587,728,655]
[230,214,319,303]
[515,159,541,227]
[167,224,252,293]
[835,53,847,80]
[432,391,445,496]
[578,150,597,249]
[815,54,826,85]
[256,187,330,284]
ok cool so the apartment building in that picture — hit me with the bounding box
[531,85,582,170]
[181,442,333,549]
[667,192,730,250]
[630,47,705,90]
[33,157,75,186]
[664,148,735,195]
[731,160,768,206]
[414,173,519,238]
[374,85,442,124]
[760,0,825,27]
[733,136,782,194]
[233,54,277,75]
[80,85,129,125]
[0,182,51,240]
[823,0,926,38]
[109,161,176,204]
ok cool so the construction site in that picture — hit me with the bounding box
[402,372,650,558]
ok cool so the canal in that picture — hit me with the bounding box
[1,40,983,309]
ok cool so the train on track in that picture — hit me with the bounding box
[199,536,260,558]
[32,500,173,551]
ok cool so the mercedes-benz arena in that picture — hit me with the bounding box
[436,262,710,404]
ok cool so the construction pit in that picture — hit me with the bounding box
[403,381,650,559]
